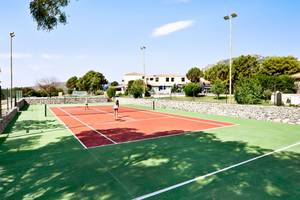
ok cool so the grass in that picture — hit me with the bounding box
[1,104,300,199]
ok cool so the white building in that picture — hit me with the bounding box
[122,72,190,95]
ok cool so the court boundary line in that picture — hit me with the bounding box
[49,107,88,149]
[120,107,232,127]
[90,107,136,122]
[132,140,300,200]
[57,107,118,144]
[87,124,238,150]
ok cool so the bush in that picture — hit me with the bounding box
[95,90,104,95]
[211,80,225,99]
[262,89,273,101]
[130,80,144,98]
[106,87,116,98]
[183,83,201,97]
[234,77,263,104]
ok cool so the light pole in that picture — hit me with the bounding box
[140,46,146,97]
[10,32,15,108]
[224,13,237,97]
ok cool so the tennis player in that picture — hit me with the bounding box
[113,99,119,119]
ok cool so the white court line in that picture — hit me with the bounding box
[49,107,88,149]
[90,107,136,122]
[57,107,117,144]
[130,108,232,127]
[87,124,238,150]
[133,141,300,200]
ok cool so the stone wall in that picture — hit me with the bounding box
[24,96,108,105]
[0,99,26,133]
[120,97,300,125]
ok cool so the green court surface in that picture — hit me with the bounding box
[1,104,300,200]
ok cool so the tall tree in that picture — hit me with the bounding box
[204,63,229,86]
[66,76,78,90]
[110,81,119,86]
[259,56,300,76]
[30,0,70,31]
[186,67,204,83]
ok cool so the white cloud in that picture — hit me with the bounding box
[0,53,32,59]
[152,20,195,37]
[41,53,63,60]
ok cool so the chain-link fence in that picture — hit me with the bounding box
[0,87,23,118]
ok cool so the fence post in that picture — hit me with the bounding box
[44,104,47,117]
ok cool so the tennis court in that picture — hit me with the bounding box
[50,105,235,148]
[1,103,300,199]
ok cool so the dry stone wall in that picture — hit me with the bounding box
[120,98,300,125]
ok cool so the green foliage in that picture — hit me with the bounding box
[171,84,180,93]
[186,67,204,83]
[106,87,116,98]
[184,83,201,97]
[232,55,260,80]
[125,80,134,95]
[262,89,273,101]
[130,80,144,98]
[66,76,78,91]
[75,71,107,94]
[204,63,229,86]
[260,56,300,76]
[211,80,225,99]
[234,78,263,104]
[94,90,104,96]
[29,0,70,31]
[256,74,296,93]
[110,81,119,86]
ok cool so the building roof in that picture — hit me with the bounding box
[125,72,144,76]
[150,74,184,78]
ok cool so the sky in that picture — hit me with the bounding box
[1,0,300,87]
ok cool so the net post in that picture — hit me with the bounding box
[152,100,155,110]
[44,104,47,117]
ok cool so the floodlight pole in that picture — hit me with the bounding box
[224,13,237,97]
[10,32,15,108]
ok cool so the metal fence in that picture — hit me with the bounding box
[0,87,23,117]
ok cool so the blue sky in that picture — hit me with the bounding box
[1,0,300,87]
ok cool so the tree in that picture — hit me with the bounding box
[204,63,229,86]
[232,55,260,80]
[211,80,225,99]
[183,83,201,97]
[76,71,107,94]
[186,67,204,83]
[110,81,119,86]
[259,56,300,76]
[30,0,70,31]
[125,80,134,95]
[234,77,263,104]
[130,80,144,98]
[106,87,116,98]
[66,76,78,93]
[36,77,59,97]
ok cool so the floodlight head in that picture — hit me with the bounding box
[224,15,230,20]
[10,32,15,37]
[140,46,146,50]
[231,13,238,18]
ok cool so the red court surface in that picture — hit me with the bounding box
[51,106,235,149]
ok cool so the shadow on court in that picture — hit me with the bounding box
[1,106,300,199]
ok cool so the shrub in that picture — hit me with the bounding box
[95,90,104,95]
[234,77,263,104]
[262,89,273,101]
[183,83,201,97]
[106,87,116,98]
[211,80,225,99]
[130,80,144,98]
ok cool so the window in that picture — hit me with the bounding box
[146,78,149,81]
[166,78,169,82]
[171,78,174,82]
[181,77,185,82]
[150,78,153,81]
[155,77,159,82]
[142,76,145,79]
